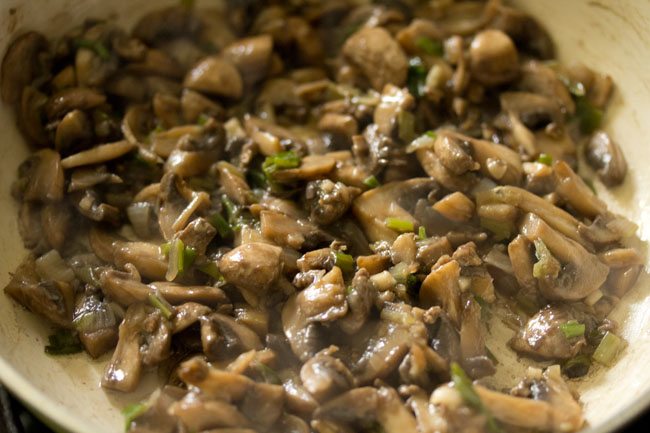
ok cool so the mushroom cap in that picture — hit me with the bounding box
[470,29,519,86]
[184,56,244,100]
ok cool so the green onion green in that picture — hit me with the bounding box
[363,175,380,189]
[450,362,502,433]
[197,261,225,281]
[197,113,210,126]
[75,38,111,60]
[122,402,148,431]
[164,238,197,281]
[532,239,559,279]
[262,151,301,176]
[44,329,83,356]
[209,212,233,238]
[592,331,625,366]
[415,36,444,56]
[397,110,416,142]
[148,291,173,319]
[333,251,355,273]
[537,153,553,166]
[418,226,427,240]
[385,217,414,233]
[576,96,603,134]
[425,130,437,139]
[407,57,427,98]
[560,320,586,339]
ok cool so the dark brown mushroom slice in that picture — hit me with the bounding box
[215,161,255,206]
[520,213,609,301]
[420,260,462,326]
[489,4,555,59]
[45,87,106,120]
[152,92,183,129]
[184,56,243,100]
[510,306,585,360]
[200,313,263,360]
[396,18,445,55]
[585,130,628,187]
[1,31,48,105]
[282,294,325,362]
[18,86,49,146]
[54,109,93,153]
[469,29,519,86]
[342,27,408,91]
[21,149,65,203]
[73,189,121,225]
[416,148,479,192]
[353,321,411,385]
[4,255,74,328]
[40,202,72,252]
[125,49,184,79]
[122,104,155,144]
[75,42,118,88]
[500,91,563,130]
[459,296,495,378]
[176,217,216,257]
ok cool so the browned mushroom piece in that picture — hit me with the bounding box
[342,27,408,91]
[55,109,93,153]
[45,87,107,120]
[469,29,519,86]
[1,32,48,105]
[132,5,201,44]
[19,149,65,203]
[223,35,274,88]
[103,303,171,392]
[184,56,244,100]
[585,130,628,187]
[18,86,50,146]
[74,289,119,358]
[200,313,263,360]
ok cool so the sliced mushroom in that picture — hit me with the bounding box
[510,306,585,360]
[20,149,65,203]
[520,213,609,300]
[200,313,263,360]
[102,303,172,392]
[45,87,106,119]
[132,5,201,44]
[554,160,607,218]
[353,178,434,243]
[18,86,49,146]
[270,154,337,183]
[60,140,135,169]
[469,29,519,86]
[168,394,251,432]
[4,255,74,328]
[223,35,274,87]
[158,172,209,240]
[305,180,360,226]
[260,210,332,251]
[54,109,93,153]
[74,289,118,358]
[282,294,324,362]
[420,260,462,326]
[1,32,48,105]
[40,203,72,251]
[216,161,254,206]
[218,242,283,304]
[113,241,168,281]
[342,27,408,91]
[296,266,348,323]
[184,56,243,100]
[518,60,575,115]
[374,84,415,136]
[181,89,224,123]
[301,347,354,402]
[585,131,628,187]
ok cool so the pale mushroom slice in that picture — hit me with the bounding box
[60,140,135,169]
[520,213,609,301]
[184,56,243,100]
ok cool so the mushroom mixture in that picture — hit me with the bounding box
[1,1,643,433]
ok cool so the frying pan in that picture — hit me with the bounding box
[0,0,649,432]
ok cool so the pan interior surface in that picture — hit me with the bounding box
[0,1,648,432]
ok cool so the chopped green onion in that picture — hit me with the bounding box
[418,226,427,240]
[480,217,513,241]
[562,355,591,378]
[397,110,416,142]
[247,168,268,189]
[363,175,380,189]
[164,239,196,281]
[385,217,414,233]
[406,273,420,292]
[537,153,553,166]
[333,251,355,273]
[148,291,173,319]
[425,130,437,139]
[407,57,427,98]
[209,212,233,238]
[415,36,444,56]
[592,331,625,367]
[560,320,586,339]
[198,261,225,281]
[197,113,211,126]
[450,362,502,433]
[44,329,83,356]
[262,151,301,176]
[122,402,148,431]
[532,239,560,279]
[576,96,603,134]
[74,38,111,60]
